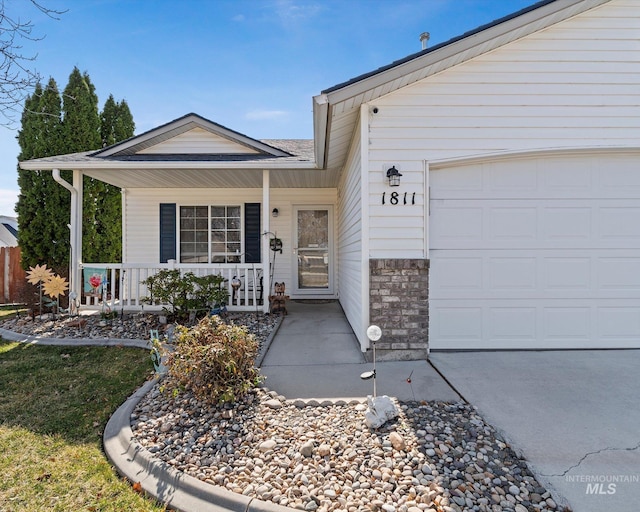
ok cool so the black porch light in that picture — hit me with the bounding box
[386,166,402,187]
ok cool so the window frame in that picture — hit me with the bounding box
[178,204,244,264]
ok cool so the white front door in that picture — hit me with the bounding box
[293,206,333,295]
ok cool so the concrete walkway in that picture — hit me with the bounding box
[430,350,640,512]
[260,300,459,402]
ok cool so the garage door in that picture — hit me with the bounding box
[429,152,640,349]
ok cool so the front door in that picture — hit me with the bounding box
[294,206,333,294]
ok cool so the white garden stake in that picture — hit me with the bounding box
[360,325,398,428]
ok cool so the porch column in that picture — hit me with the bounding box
[52,169,83,304]
[262,170,270,314]
[72,170,83,302]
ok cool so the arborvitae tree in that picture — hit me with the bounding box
[100,94,135,147]
[114,99,134,143]
[61,67,101,152]
[17,67,133,269]
[17,84,50,269]
[16,79,68,273]
[61,67,114,264]
[91,96,134,262]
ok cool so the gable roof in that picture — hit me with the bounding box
[93,113,292,158]
[18,113,324,188]
[312,0,612,169]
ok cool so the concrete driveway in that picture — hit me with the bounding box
[429,350,640,512]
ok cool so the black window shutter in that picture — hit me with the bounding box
[159,203,177,263]
[244,203,261,263]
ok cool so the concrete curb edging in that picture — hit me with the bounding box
[255,314,284,368]
[103,378,296,512]
[0,326,150,349]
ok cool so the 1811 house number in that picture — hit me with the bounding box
[382,191,416,205]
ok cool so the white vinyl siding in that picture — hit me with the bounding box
[124,189,261,264]
[123,187,337,298]
[337,116,365,348]
[365,0,640,259]
[138,127,260,154]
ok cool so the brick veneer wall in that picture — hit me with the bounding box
[368,259,429,361]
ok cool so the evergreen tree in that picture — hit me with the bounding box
[61,67,112,263]
[91,96,134,262]
[61,67,101,152]
[100,94,135,147]
[16,79,68,272]
[17,67,134,269]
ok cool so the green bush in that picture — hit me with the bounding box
[164,315,261,404]
[141,269,228,322]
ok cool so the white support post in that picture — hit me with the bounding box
[262,170,270,314]
[73,170,83,302]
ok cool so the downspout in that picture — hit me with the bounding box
[51,169,80,303]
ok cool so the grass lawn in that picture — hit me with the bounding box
[0,339,167,511]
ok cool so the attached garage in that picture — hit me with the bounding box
[429,149,640,350]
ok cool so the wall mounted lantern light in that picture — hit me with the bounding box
[386,165,402,187]
[272,208,279,218]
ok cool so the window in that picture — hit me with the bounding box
[179,205,242,263]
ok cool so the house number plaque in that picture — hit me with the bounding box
[381,191,416,205]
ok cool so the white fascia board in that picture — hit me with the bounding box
[313,94,329,169]
[19,159,319,171]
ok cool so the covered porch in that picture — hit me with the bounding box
[18,114,338,316]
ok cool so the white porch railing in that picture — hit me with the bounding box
[80,262,265,313]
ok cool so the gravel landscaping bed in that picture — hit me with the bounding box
[132,386,560,512]
[0,312,561,512]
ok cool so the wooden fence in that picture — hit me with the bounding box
[0,246,25,304]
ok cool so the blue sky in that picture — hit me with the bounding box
[0,0,535,215]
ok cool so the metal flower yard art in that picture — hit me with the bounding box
[43,274,69,317]
[26,264,55,317]
[25,263,69,319]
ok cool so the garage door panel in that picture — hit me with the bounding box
[545,257,591,290]
[430,256,483,291]
[598,307,640,340]
[489,207,537,241]
[429,206,483,244]
[599,207,640,241]
[489,307,537,342]
[488,257,537,290]
[598,156,640,196]
[599,257,640,290]
[542,207,592,241]
[431,307,483,343]
[544,307,591,341]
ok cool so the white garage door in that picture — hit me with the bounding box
[429,152,640,349]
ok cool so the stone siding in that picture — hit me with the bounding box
[368,259,429,361]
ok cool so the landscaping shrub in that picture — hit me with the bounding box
[165,315,261,404]
[141,269,228,322]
